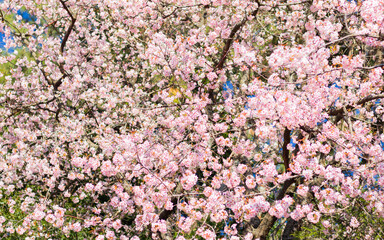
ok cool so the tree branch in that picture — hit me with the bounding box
[251,178,295,240]
[215,8,259,70]
[329,94,384,123]
[283,128,291,171]
[59,0,76,54]
[357,63,384,70]
[53,0,76,91]
[251,127,293,239]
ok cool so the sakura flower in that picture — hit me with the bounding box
[307,211,321,223]
[350,217,360,228]
[181,171,198,190]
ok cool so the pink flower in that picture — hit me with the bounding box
[201,0,210,6]
[84,183,95,192]
[164,201,174,210]
[322,220,331,228]
[151,220,167,233]
[16,226,26,235]
[200,229,216,240]
[268,73,282,86]
[203,187,214,197]
[290,209,305,221]
[307,211,321,223]
[350,217,360,228]
[106,230,116,240]
[181,171,198,190]
[101,160,117,177]
[54,207,65,218]
[237,164,247,174]
[71,157,86,168]
[245,175,256,189]
[71,222,82,232]
[223,170,241,189]
[297,185,309,197]
[177,217,194,233]
[45,214,56,224]
[269,204,286,218]
[112,220,122,230]
[207,72,218,81]
[244,233,253,240]
[302,169,313,180]
[32,209,45,221]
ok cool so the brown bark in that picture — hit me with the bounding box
[215,7,259,70]
[252,178,295,239]
[159,183,183,220]
[253,213,276,240]
[251,128,294,239]
[283,128,291,171]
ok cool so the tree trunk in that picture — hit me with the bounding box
[252,213,276,240]
[282,217,301,240]
[251,178,295,239]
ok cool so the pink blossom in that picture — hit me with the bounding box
[71,222,82,232]
[297,185,309,197]
[0,1,382,239]
[322,220,331,228]
[350,217,360,228]
[199,229,216,240]
[106,230,116,240]
[181,171,198,190]
[307,211,321,223]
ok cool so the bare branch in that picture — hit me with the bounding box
[283,128,291,171]
[59,0,76,54]
[215,8,259,70]
[357,63,384,70]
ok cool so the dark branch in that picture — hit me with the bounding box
[328,94,384,123]
[215,8,259,70]
[59,0,76,54]
[251,178,295,240]
[283,128,291,171]
[357,63,384,70]
[54,0,76,91]
[249,128,294,239]
[356,94,384,105]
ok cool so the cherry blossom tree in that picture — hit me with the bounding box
[0,0,383,239]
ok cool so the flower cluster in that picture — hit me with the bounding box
[0,0,383,239]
